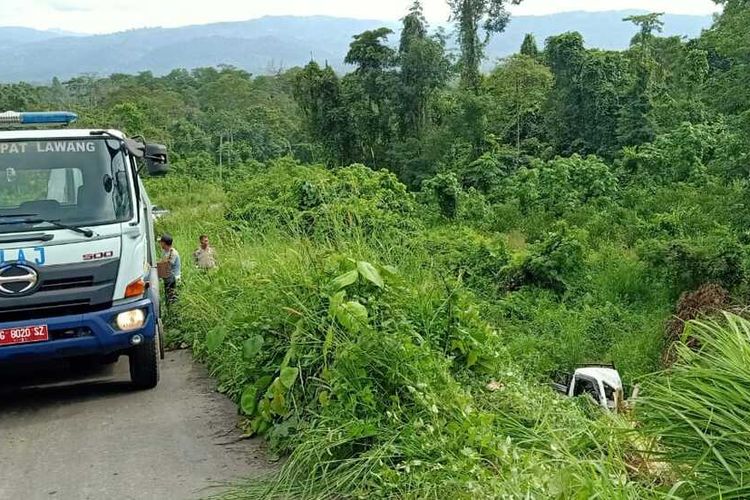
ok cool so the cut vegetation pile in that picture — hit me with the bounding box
[663,283,732,366]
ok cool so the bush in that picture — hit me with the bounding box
[423,172,460,219]
[516,224,586,293]
[416,226,510,295]
[228,158,420,239]
[620,122,737,183]
[640,231,747,295]
[501,154,618,216]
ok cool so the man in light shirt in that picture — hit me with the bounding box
[159,234,181,305]
[193,234,218,270]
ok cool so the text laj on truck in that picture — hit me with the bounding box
[0,111,169,389]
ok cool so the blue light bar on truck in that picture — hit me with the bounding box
[0,111,78,126]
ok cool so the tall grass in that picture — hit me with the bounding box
[146,168,705,498]
[639,313,750,499]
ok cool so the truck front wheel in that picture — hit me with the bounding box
[129,330,160,390]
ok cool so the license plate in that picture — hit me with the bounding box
[0,325,49,346]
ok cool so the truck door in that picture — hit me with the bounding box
[572,375,603,406]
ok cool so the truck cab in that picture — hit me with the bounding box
[0,111,168,389]
[553,365,624,411]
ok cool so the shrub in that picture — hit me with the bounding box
[502,154,618,215]
[423,172,460,219]
[620,122,735,183]
[228,158,420,239]
[416,226,510,295]
[516,224,586,293]
[640,231,747,295]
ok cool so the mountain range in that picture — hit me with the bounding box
[0,11,714,83]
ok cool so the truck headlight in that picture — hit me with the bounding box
[116,309,146,331]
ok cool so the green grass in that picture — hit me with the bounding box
[639,313,750,499]
[146,164,750,498]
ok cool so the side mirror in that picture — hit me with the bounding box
[145,144,169,176]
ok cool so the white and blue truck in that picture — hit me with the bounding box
[0,111,169,389]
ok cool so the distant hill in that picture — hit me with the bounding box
[0,27,75,51]
[485,11,713,62]
[0,11,714,83]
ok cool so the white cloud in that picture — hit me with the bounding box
[0,0,720,34]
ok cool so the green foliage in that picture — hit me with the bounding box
[620,122,737,182]
[227,159,418,238]
[640,313,750,498]
[448,0,522,91]
[159,173,659,498]
[294,62,355,165]
[504,155,618,215]
[398,2,451,140]
[485,55,553,152]
[16,2,750,496]
[520,33,539,57]
[641,231,747,293]
[547,33,626,155]
[518,224,585,293]
[624,12,665,47]
[423,172,460,219]
[417,225,510,293]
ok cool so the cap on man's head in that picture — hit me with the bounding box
[160,234,174,246]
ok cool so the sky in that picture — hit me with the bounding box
[1,0,721,34]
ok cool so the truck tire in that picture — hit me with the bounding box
[148,269,165,360]
[129,330,160,390]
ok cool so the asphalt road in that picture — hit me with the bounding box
[0,350,273,500]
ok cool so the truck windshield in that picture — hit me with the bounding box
[0,138,132,234]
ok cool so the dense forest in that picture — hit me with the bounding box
[5,0,750,497]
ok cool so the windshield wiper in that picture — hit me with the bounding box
[0,218,94,238]
[40,219,95,238]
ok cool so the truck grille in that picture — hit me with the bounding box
[0,259,119,323]
[40,277,95,292]
[0,300,111,322]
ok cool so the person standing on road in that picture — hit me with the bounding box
[159,234,182,305]
[193,234,217,270]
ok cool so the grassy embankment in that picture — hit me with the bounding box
[149,159,750,498]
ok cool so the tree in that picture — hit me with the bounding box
[397,1,450,138]
[294,62,355,164]
[545,33,628,156]
[485,55,552,154]
[344,28,399,165]
[448,0,523,92]
[345,28,397,74]
[400,1,428,54]
[618,69,656,147]
[520,33,539,57]
[624,12,665,48]
[617,13,664,147]
[544,32,586,153]
[702,0,750,115]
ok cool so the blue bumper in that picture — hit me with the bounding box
[0,298,156,363]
